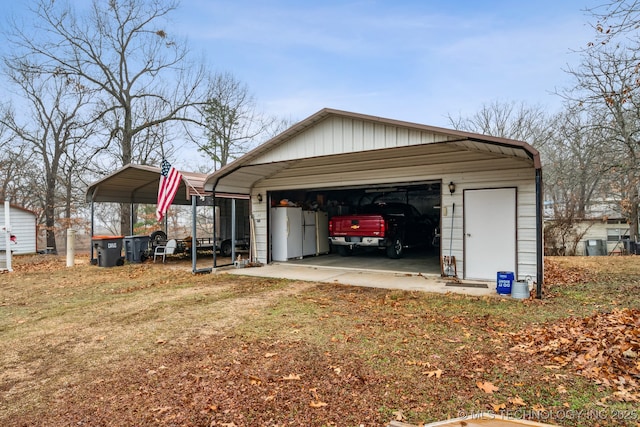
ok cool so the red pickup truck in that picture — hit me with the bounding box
[328,202,435,258]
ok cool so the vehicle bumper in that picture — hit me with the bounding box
[330,236,387,247]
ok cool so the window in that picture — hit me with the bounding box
[607,228,629,242]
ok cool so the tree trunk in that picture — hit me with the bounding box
[45,177,57,254]
[120,123,133,236]
[631,186,639,242]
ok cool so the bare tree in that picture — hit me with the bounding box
[6,0,206,235]
[587,0,640,46]
[542,108,610,218]
[561,42,640,240]
[199,72,277,169]
[447,100,553,148]
[0,118,31,204]
[0,62,94,252]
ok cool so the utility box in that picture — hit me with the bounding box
[124,235,151,263]
[92,235,124,267]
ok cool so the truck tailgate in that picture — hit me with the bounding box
[330,215,385,237]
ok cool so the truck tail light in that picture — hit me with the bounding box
[380,218,386,235]
[329,220,333,235]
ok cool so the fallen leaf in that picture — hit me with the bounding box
[423,369,443,378]
[282,374,301,380]
[509,396,526,406]
[477,381,499,394]
[264,352,277,358]
[392,409,405,421]
[491,402,506,412]
[557,384,567,394]
[309,401,328,408]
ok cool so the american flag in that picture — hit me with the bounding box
[156,159,183,222]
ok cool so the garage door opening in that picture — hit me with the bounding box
[267,181,442,274]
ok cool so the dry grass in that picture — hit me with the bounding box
[0,254,639,426]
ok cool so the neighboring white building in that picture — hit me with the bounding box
[571,218,630,256]
[204,109,544,289]
[545,198,635,256]
[0,204,38,255]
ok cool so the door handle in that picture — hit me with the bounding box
[466,233,471,237]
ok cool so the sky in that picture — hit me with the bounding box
[0,0,602,138]
[169,0,602,127]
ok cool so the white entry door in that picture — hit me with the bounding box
[464,188,516,280]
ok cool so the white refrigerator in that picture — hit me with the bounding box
[302,210,317,256]
[271,207,303,261]
[315,211,330,254]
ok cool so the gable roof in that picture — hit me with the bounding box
[204,108,541,194]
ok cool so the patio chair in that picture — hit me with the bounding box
[153,239,177,263]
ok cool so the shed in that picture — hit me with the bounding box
[0,203,38,255]
[205,108,544,295]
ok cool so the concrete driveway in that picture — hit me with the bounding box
[221,250,499,297]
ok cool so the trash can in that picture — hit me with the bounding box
[585,239,606,256]
[622,239,639,255]
[124,235,151,263]
[92,235,124,267]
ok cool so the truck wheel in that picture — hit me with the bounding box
[386,238,403,259]
[337,246,353,257]
[150,230,167,247]
[220,240,232,257]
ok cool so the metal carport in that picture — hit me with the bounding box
[85,164,246,273]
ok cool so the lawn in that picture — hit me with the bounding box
[0,255,638,426]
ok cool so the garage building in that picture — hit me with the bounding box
[205,108,543,293]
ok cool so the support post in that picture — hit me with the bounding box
[66,229,76,267]
[3,200,12,272]
[231,198,236,261]
[130,202,134,237]
[535,168,544,299]
[191,195,197,273]
[90,199,95,263]
[212,196,217,269]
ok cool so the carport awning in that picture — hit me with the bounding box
[85,164,209,205]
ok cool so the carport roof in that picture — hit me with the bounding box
[85,164,209,204]
[204,108,542,194]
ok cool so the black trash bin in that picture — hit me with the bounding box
[622,239,639,255]
[124,235,151,263]
[92,235,124,267]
